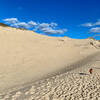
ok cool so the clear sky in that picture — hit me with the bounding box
[0,0,100,39]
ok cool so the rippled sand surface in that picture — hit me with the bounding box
[1,52,100,100]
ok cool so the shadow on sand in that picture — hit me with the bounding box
[79,73,89,75]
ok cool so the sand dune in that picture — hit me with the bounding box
[1,51,100,100]
[0,25,100,99]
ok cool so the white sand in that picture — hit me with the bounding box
[0,25,100,99]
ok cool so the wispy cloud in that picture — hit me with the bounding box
[3,18,18,24]
[38,26,67,34]
[28,21,38,27]
[3,18,67,34]
[90,27,100,33]
[3,18,38,29]
[12,22,29,29]
[12,21,38,29]
[94,19,100,26]
[81,22,93,27]
[36,22,67,34]
[81,19,100,33]
[81,19,100,27]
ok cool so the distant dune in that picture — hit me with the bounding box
[0,24,100,99]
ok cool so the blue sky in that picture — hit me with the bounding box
[0,0,100,39]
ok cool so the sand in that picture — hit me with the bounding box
[0,25,100,99]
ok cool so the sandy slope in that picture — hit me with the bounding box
[0,51,100,100]
[0,25,100,96]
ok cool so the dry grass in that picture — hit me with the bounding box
[0,23,9,27]
[0,23,28,31]
[16,28,28,31]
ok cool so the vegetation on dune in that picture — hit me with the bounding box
[16,28,28,30]
[0,23,9,27]
[0,23,27,31]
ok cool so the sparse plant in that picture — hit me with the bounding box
[0,23,9,27]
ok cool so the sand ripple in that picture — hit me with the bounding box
[1,71,100,100]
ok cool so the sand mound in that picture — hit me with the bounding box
[0,25,100,96]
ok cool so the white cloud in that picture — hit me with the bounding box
[36,22,58,29]
[94,19,100,26]
[36,22,67,34]
[40,27,67,34]
[81,22,93,27]
[50,22,58,27]
[3,18,18,24]
[90,27,100,33]
[12,22,29,29]
[81,19,100,27]
[28,21,38,27]
[3,18,67,34]
[37,23,49,29]
[3,18,38,29]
